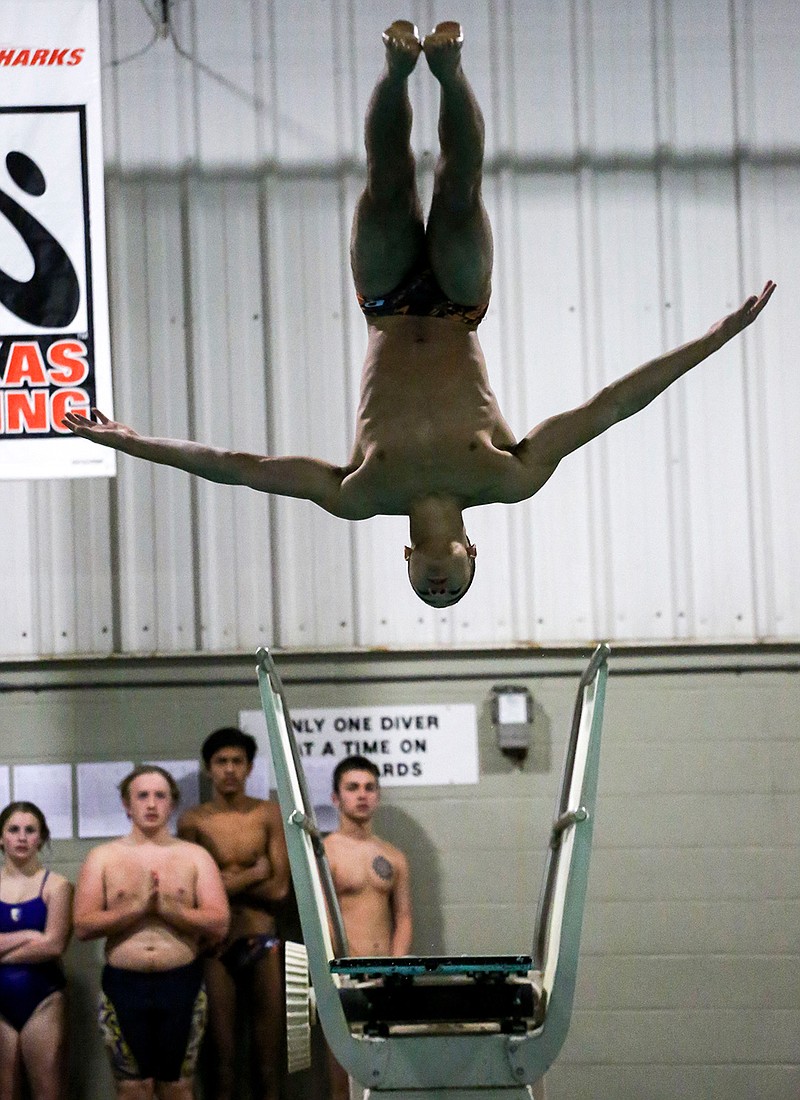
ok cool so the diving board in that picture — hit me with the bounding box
[257,643,609,1098]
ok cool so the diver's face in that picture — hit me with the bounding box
[406,543,476,607]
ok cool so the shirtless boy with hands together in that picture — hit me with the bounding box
[73,766,229,1099]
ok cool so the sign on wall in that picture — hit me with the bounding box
[0,0,114,479]
[240,703,479,828]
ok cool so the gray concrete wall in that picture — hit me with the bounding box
[0,646,797,1099]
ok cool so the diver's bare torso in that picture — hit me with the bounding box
[337,315,538,516]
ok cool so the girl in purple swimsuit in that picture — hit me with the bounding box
[0,802,72,1100]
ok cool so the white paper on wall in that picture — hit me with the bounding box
[12,763,73,838]
[77,761,132,838]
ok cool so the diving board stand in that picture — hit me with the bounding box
[256,643,610,1098]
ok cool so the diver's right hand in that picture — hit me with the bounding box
[63,407,138,447]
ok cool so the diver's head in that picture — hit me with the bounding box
[405,539,477,607]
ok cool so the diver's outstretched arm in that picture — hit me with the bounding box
[63,409,352,514]
[512,281,776,488]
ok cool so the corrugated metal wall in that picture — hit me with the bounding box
[3,0,799,657]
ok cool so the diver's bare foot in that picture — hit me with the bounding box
[382,20,421,78]
[422,21,464,79]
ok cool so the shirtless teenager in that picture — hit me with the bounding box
[63,21,776,607]
[177,727,290,1100]
[73,766,229,1100]
[323,755,412,1100]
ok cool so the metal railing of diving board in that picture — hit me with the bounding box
[256,643,610,1094]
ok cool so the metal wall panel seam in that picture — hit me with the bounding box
[651,7,688,641]
[735,0,781,639]
[740,168,774,639]
[226,183,274,647]
[331,0,360,645]
[485,3,529,641]
[108,183,158,653]
[186,182,228,649]
[727,0,764,641]
[491,171,528,640]
[750,168,798,637]
[198,184,248,649]
[259,177,283,649]
[29,485,47,655]
[142,185,190,650]
[99,0,122,168]
[0,487,34,656]
[184,0,202,165]
[660,187,691,641]
[258,0,281,637]
[103,179,124,655]
[70,481,112,651]
[178,173,204,652]
[575,166,609,641]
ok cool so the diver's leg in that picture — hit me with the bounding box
[423,22,493,304]
[350,21,426,298]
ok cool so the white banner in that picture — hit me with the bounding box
[0,0,114,479]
